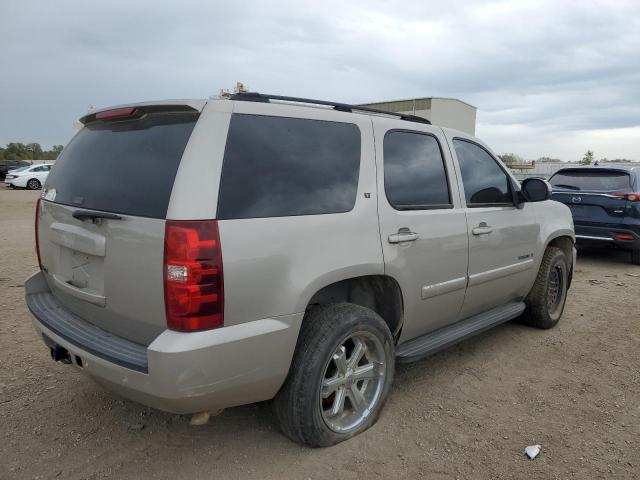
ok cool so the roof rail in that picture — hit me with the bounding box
[229,92,432,125]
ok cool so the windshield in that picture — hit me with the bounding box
[550,170,632,192]
[10,166,30,173]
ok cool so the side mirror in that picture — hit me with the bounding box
[521,177,552,202]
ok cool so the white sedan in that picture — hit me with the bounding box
[4,163,53,190]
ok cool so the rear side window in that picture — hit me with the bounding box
[384,131,451,209]
[453,139,513,206]
[45,111,198,219]
[217,114,361,219]
[549,170,632,192]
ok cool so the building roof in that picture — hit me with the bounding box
[358,97,477,110]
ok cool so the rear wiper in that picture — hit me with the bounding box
[552,184,581,191]
[72,210,123,223]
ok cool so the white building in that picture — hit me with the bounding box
[358,97,477,135]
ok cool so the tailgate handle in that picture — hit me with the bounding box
[50,223,106,257]
[52,274,106,307]
[72,210,122,223]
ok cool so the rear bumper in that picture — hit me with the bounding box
[4,177,25,187]
[575,224,640,250]
[25,271,303,414]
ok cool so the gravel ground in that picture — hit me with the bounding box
[1,186,639,479]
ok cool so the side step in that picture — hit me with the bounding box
[396,302,526,363]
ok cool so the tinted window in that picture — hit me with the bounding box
[45,111,198,218]
[453,140,512,205]
[384,131,450,209]
[550,170,632,192]
[218,114,361,219]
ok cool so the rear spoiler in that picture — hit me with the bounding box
[79,100,206,125]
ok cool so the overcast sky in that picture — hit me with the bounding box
[1,0,639,160]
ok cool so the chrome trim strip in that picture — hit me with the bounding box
[421,276,467,300]
[468,259,534,287]
[553,192,623,199]
[575,234,614,241]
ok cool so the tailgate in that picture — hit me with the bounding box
[550,169,633,224]
[37,106,200,345]
[552,191,628,223]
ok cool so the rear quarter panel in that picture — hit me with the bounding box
[169,100,384,327]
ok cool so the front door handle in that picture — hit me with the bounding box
[472,222,493,235]
[388,228,419,244]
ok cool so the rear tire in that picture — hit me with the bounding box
[26,178,41,190]
[631,249,640,266]
[520,247,569,329]
[273,303,395,447]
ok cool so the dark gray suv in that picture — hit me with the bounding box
[550,166,640,264]
[0,159,31,179]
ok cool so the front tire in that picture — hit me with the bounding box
[26,178,41,190]
[520,247,569,329]
[273,303,395,447]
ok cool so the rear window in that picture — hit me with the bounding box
[217,114,361,219]
[550,170,632,192]
[44,111,198,219]
[384,130,451,209]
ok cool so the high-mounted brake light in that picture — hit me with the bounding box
[613,192,640,202]
[95,107,137,120]
[35,198,42,270]
[164,220,224,331]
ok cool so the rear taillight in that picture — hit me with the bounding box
[615,233,636,241]
[35,198,42,270]
[164,220,224,332]
[613,192,640,202]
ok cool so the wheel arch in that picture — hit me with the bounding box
[544,232,575,286]
[304,274,405,339]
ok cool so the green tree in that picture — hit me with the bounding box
[581,150,594,165]
[498,153,525,166]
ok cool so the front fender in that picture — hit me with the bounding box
[526,200,575,289]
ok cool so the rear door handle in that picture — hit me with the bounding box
[388,229,419,244]
[472,222,493,235]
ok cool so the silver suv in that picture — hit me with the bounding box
[25,93,575,447]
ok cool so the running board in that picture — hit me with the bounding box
[396,302,526,363]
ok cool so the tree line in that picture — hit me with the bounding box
[499,151,636,166]
[0,143,64,161]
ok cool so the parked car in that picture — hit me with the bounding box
[0,159,31,180]
[549,166,640,265]
[4,162,53,189]
[25,93,575,447]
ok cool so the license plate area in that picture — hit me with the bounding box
[57,246,105,296]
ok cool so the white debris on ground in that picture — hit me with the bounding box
[524,444,542,460]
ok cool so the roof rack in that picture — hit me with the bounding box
[229,92,432,125]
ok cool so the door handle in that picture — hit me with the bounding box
[388,229,419,244]
[472,222,493,235]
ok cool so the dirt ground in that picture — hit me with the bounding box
[0,186,638,480]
